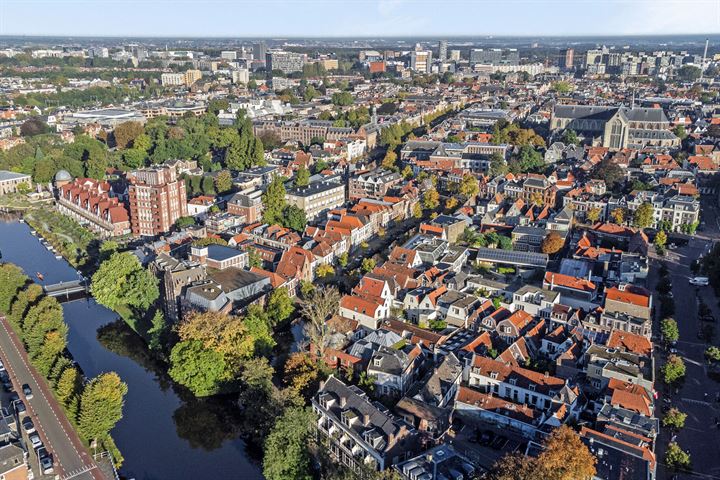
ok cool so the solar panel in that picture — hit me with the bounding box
[474,248,548,267]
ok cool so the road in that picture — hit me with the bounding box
[654,199,720,480]
[0,316,106,480]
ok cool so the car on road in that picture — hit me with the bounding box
[21,384,32,400]
[14,400,25,415]
[690,276,710,286]
[28,432,42,449]
[38,448,53,475]
[21,417,35,434]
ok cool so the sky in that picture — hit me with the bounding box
[1,0,719,38]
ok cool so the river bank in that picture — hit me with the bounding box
[0,219,263,479]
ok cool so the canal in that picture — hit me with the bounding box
[0,219,263,480]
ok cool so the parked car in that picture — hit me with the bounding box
[21,417,35,434]
[690,276,710,286]
[37,447,54,474]
[22,384,32,400]
[28,432,42,449]
[14,400,25,415]
[0,359,5,371]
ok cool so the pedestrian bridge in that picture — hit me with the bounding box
[43,279,88,303]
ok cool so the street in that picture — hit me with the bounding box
[0,316,105,480]
[654,199,720,480]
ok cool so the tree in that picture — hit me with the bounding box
[489,425,596,480]
[284,353,323,400]
[262,175,287,225]
[677,65,701,82]
[662,354,686,385]
[705,346,720,363]
[541,232,564,255]
[214,170,233,193]
[331,91,353,106]
[654,230,668,249]
[294,166,310,187]
[459,173,479,197]
[175,216,196,229]
[247,247,262,268]
[665,442,691,471]
[337,252,348,268]
[516,145,545,172]
[633,202,654,229]
[78,372,128,442]
[266,287,294,327]
[401,165,414,179]
[610,208,626,225]
[673,124,687,140]
[586,207,601,223]
[661,318,679,344]
[316,263,334,278]
[381,150,398,170]
[445,197,458,211]
[55,365,82,408]
[361,258,376,273]
[302,286,340,356]
[535,425,597,480]
[662,408,687,430]
[0,264,29,314]
[283,205,307,232]
[561,129,580,145]
[91,252,159,312]
[412,202,423,219]
[201,175,215,195]
[593,158,624,189]
[113,121,144,149]
[147,309,167,351]
[169,340,230,397]
[263,407,315,480]
[20,117,50,137]
[423,188,440,210]
[489,152,508,176]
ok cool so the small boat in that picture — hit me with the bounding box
[36,272,44,281]
[55,254,62,260]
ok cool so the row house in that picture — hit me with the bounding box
[57,178,131,237]
[313,376,420,473]
[464,355,580,425]
[349,169,402,200]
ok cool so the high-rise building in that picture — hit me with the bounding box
[470,48,519,66]
[128,165,187,237]
[184,69,202,86]
[559,48,575,71]
[438,40,448,61]
[220,50,238,61]
[450,50,461,61]
[253,41,267,64]
[410,50,432,73]
[266,50,305,74]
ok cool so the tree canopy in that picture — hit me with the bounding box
[91,252,159,311]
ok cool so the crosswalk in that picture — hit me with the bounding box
[61,464,98,480]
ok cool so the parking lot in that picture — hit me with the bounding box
[444,415,528,472]
[0,356,55,478]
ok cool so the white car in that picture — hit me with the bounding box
[28,432,42,449]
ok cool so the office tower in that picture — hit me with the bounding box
[438,40,448,61]
[450,50,461,61]
[470,48,518,66]
[559,48,574,71]
[410,50,432,73]
[128,165,187,237]
[266,50,305,74]
[253,41,267,64]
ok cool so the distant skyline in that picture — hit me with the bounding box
[1,0,719,38]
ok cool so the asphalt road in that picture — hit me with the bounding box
[654,199,720,480]
[0,316,105,480]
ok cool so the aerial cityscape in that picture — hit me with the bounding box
[0,1,718,480]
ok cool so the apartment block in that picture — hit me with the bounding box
[128,165,188,237]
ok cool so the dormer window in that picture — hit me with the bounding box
[374,358,382,367]
[490,372,498,380]
[509,378,517,386]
